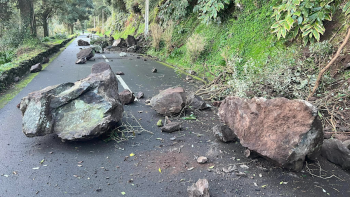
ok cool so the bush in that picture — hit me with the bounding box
[0,50,15,65]
[271,0,336,44]
[193,0,231,24]
[41,37,51,42]
[150,23,163,50]
[186,34,206,63]
[159,0,191,24]
[163,20,174,53]
[55,33,67,39]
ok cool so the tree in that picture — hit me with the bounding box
[58,0,94,34]
[17,0,36,36]
[35,0,66,37]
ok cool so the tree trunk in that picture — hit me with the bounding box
[43,17,49,37]
[18,0,36,36]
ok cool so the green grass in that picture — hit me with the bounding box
[0,38,76,109]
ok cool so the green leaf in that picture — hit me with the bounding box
[297,16,303,24]
[286,15,294,28]
[271,22,281,29]
[294,11,301,16]
[312,29,320,41]
[121,192,126,195]
[281,28,287,38]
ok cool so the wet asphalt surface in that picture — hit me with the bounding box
[0,35,349,197]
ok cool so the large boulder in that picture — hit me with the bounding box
[76,48,95,63]
[113,38,127,47]
[19,62,124,141]
[126,35,137,47]
[321,139,350,169]
[77,39,90,46]
[150,87,186,116]
[218,97,323,171]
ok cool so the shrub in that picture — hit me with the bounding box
[0,50,15,65]
[186,34,206,63]
[163,20,174,53]
[150,23,163,50]
[193,0,231,24]
[41,37,51,42]
[271,0,336,44]
[55,33,67,39]
[159,0,191,24]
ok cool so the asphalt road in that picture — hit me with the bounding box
[0,35,349,197]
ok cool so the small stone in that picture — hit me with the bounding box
[30,63,42,73]
[212,101,221,107]
[151,68,157,73]
[119,52,127,57]
[145,99,151,104]
[42,57,49,64]
[137,92,144,99]
[118,89,135,105]
[197,156,208,164]
[212,124,237,143]
[14,77,19,82]
[170,137,176,141]
[116,71,125,75]
[235,172,247,177]
[187,179,210,197]
[343,140,350,150]
[161,122,181,133]
[308,97,317,101]
[240,165,249,169]
[186,75,193,81]
[189,70,197,75]
[222,165,237,173]
[144,59,147,61]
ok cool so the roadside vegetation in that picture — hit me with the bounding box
[86,0,350,133]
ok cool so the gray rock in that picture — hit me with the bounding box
[187,179,210,197]
[197,156,208,164]
[119,89,135,105]
[186,76,193,81]
[116,71,125,75]
[76,48,94,61]
[161,122,181,133]
[30,63,42,73]
[20,62,124,141]
[187,93,207,110]
[75,58,87,64]
[343,140,350,150]
[150,87,186,116]
[127,46,136,53]
[77,39,90,46]
[14,77,20,82]
[113,38,127,47]
[42,57,49,64]
[212,124,237,142]
[218,97,323,171]
[119,52,127,57]
[152,68,157,73]
[137,92,144,99]
[321,139,350,169]
[189,70,197,75]
[126,35,137,47]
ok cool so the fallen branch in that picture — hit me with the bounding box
[308,27,350,100]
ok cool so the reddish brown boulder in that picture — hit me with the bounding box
[218,97,323,171]
[119,89,135,105]
[77,39,90,46]
[150,87,186,116]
